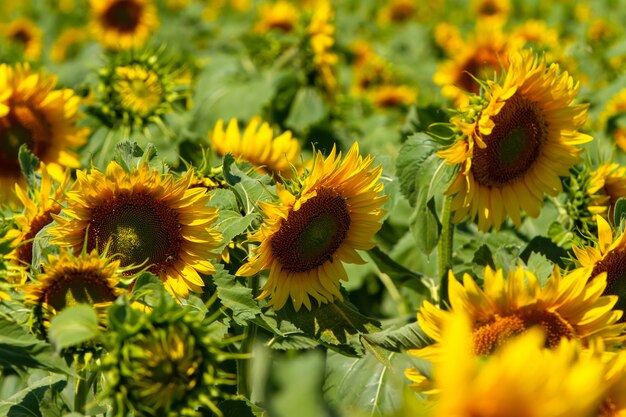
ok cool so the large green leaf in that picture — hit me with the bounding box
[215,209,260,250]
[48,305,100,351]
[222,154,275,214]
[213,264,261,325]
[284,87,328,132]
[395,133,437,206]
[362,321,431,353]
[0,374,66,417]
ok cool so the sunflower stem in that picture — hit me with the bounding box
[438,195,454,308]
[74,366,88,414]
[237,275,258,398]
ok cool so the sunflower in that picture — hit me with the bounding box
[255,1,300,33]
[210,117,302,179]
[50,27,89,63]
[3,18,43,61]
[370,85,417,109]
[600,88,626,152]
[437,50,592,230]
[0,63,89,202]
[377,0,416,25]
[6,164,70,277]
[237,142,387,311]
[433,25,522,106]
[24,249,121,334]
[406,313,607,417]
[410,265,623,363]
[573,216,626,317]
[595,348,626,416]
[471,0,510,23]
[113,65,163,117]
[307,0,339,95]
[49,162,222,299]
[586,162,626,221]
[89,0,159,50]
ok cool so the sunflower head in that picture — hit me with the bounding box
[377,0,417,25]
[102,294,235,417]
[305,1,339,95]
[370,85,417,109]
[24,249,121,337]
[599,88,626,152]
[406,313,608,417]
[437,50,592,231]
[94,50,189,128]
[411,264,624,363]
[2,18,43,61]
[471,0,510,24]
[0,63,89,202]
[255,1,300,33]
[51,27,90,63]
[237,142,387,311]
[89,0,159,50]
[210,117,302,179]
[49,161,222,299]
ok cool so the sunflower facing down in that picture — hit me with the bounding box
[406,313,608,417]
[237,142,387,311]
[410,265,624,363]
[0,63,89,202]
[438,50,592,230]
[211,117,302,179]
[89,0,159,50]
[574,216,626,316]
[50,162,222,299]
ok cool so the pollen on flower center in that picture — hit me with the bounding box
[472,309,576,355]
[271,187,351,272]
[472,94,547,187]
[0,105,51,175]
[104,0,142,32]
[87,192,182,274]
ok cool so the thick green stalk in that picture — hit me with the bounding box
[438,195,454,308]
[237,275,258,398]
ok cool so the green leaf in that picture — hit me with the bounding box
[208,188,240,211]
[218,399,262,417]
[410,194,441,256]
[367,247,423,284]
[615,197,626,228]
[30,221,59,274]
[48,305,100,351]
[0,314,71,374]
[222,155,275,214]
[18,144,39,189]
[525,252,554,287]
[472,244,495,269]
[0,375,66,417]
[324,348,424,417]
[284,87,328,132]
[215,210,259,249]
[113,141,158,172]
[520,236,568,268]
[213,264,261,325]
[395,133,437,205]
[362,321,431,352]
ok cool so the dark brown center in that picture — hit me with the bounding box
[40,268,118,311]
[103,0,142,32]
[16,206,62,267]
[591,248,626,318]
[270,187,350,272]
[471,94,547,187]
[457,54,501,95]
[11,29,31,45]
[0,104,51,177]
[472,309,576,355]
[87,192,182,275]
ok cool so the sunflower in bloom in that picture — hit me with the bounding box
[600,88,626,152]
[5,164,70,277]
[211,117,302,179]
[377,0,416,25]
[437,50,592,230]
[595,348,626,416]
[434,25,522,106]
[3,18,43,61]
[0,64,89,202]
[24,249,121,335]
[255,1,300,33]
[406,314,607,417]
[410,265,623,363]
[471,0,510,23]
[237,143,387,311]
[89,0,159,50]
[50,27,90,63]
[573,216,626,317]
[307,0,339,95]
[49,162,222,299]
[586,162,626,221]
[370,85,417,109]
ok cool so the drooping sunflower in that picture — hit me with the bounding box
[237,142,387,311]
[24,249,121,335]
[410,265,623,363]
[255,1,300,33]
[573,216,626,317]
[49,162,222,299]
[5,164,70,277]
[433,25,522,106]
[89,0,159,50]
[307,0,339,95]
[406,314,607,417]
[210,117,302,179]
[0,63,89,202]
[437,50,592,230]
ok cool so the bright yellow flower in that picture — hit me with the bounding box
[438,50,591,230]
[0,63,89,202]
[406,313,608,417]
[3,18,43,61]
[411,265,624,363]
[574,216,626,317]
[49,162,222,299]
[113,65,163,117]
[307,0,338,95]
[586,162,626,220]
[51,27,89,63]
[211,117,302,179]
[600,88,626,152]
[89,0,159,50]
[370,85,416,109]
[237,143,387,311]
[255,1,300,33]
[471,0,510,24]
[377,0,416,25]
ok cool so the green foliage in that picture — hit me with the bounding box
[48,305,100,351]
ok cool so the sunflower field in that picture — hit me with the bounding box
[5,0,626,416]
